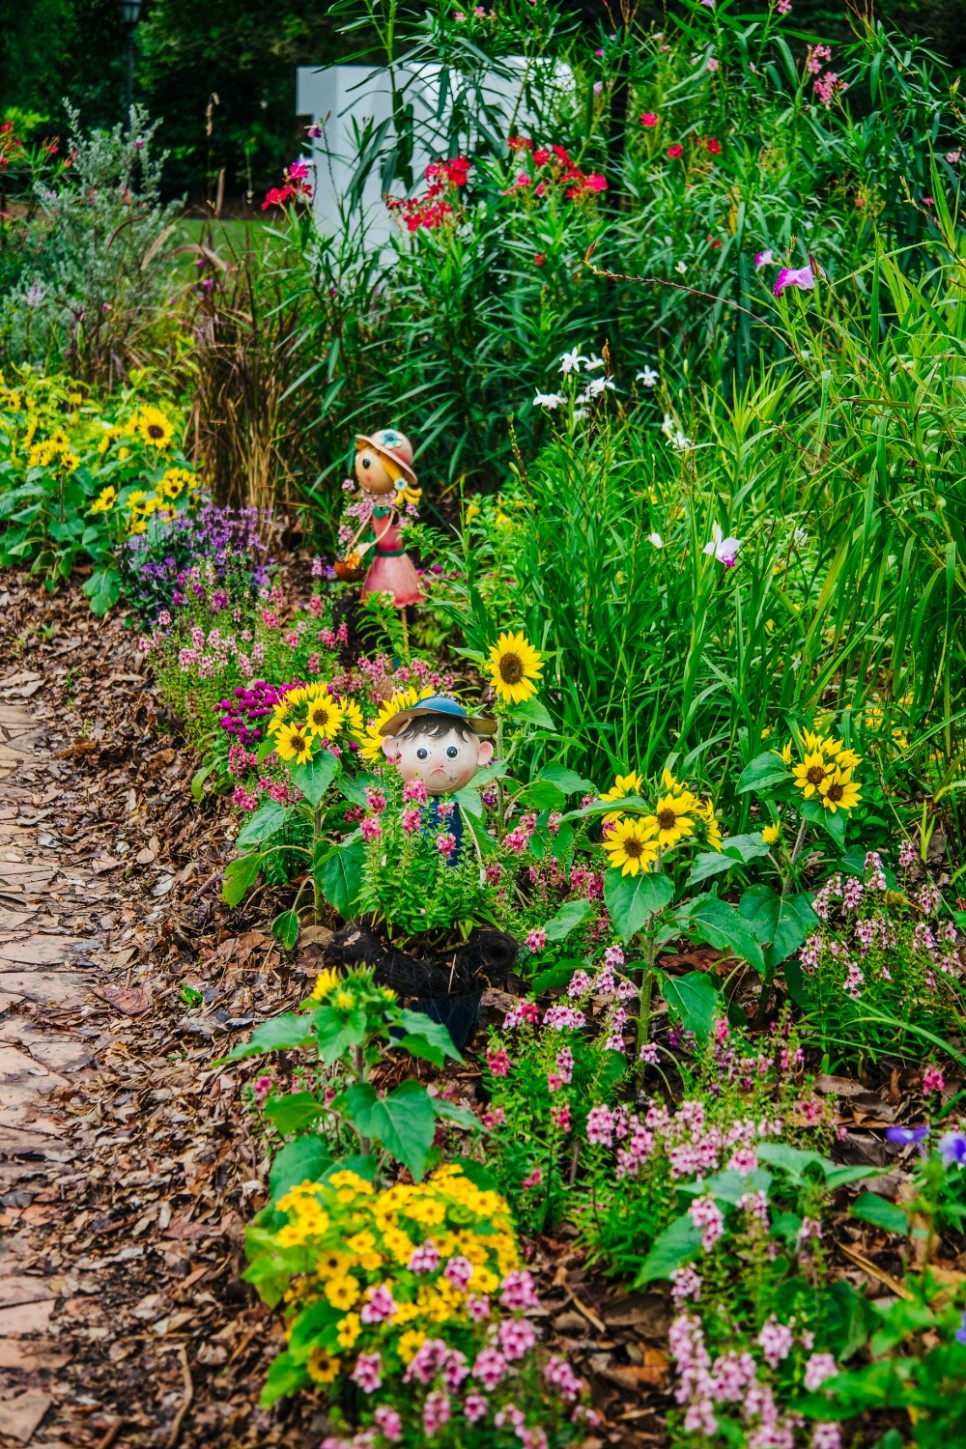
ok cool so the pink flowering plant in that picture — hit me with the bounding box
[799,850,962,1068]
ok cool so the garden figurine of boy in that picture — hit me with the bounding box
[379,695,496,860]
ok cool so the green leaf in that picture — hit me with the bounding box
[510,697,556,730]
[397,1009,463,1063]
[290,749,340,808]
[220,1012,314,1063]
[542,898,592,942]
[317,837,365,919]
[661,971,719,1040]
[800,796,846,849]
[256,735,277,765]
[259,1349,308,1407]
[237,801,291,849]
[737,750,790,795]
[313,1004,368,1064]
[342,1079,437,1181]
[522,779,567,810]
[687,851,741,886]
[538,763,595,795]
[721,832,774,863]
[532,959,586,993]
[272,909,300,951]
[825,1165,886,1188]
[687,896,766,973]
[851,1193,909,1236]
[430,1097,480,1131]
[757,1142,832,1184]
[635,1213,702,1285]
[82,566,121,616]
[453,785,484,819]
[268,1136,334,1204]
[604,869,674,944]
[678,1168,772,1204]
[264,1092,325,1136]
[190,763,216,803]
[223,851,263,906]
[739,885,817,968]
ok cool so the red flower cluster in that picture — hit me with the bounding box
[385,155,471,233]
[262,159,313,211]
[666,136,721,161]
[506,136,607,201]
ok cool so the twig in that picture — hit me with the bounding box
[165,1345,194,1449]
[95,1421,125,1449]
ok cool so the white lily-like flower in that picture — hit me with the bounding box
[669,429,694,452]
[636,366,659,387]
[675,260,688,275]
[703,521,741,566]
[533,391,567,409]
[559,348,586,374]
[647,532,664,548]
[581,376,616,400]
[583,353,606,371]
[661,412,675,438]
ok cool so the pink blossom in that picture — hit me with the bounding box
[689,1195,724,1251]
[498,1317,537,1360]
[586,1104,616,1145]
[360,816,382,841]
[423,1390,451,1435]
[520,1165,543,1190]
[373,1406,402,1442]
[773,262,822,297]
[408,1240,439,1274]
[923,1065,945,1094]
[640,112,659,127]
[444,1255,474,1291]
[351,1351,383,1392]
[500,1269,538,1310]
[757,1315,794,1367]
[472,1346,508,1390]
[526,928,547,952]
[401,807,422,834]
[360,1283,396,1323]
[403,777,429,804]
[464,1391,489,1422]
[544,1354,582,1399]
[804,1352,838,1390]
[486,1048,510,1077]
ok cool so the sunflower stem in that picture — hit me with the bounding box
[495,715,506,843]
[636,934,658,1058]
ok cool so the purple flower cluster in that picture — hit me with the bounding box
[217,681,302,747]
[122,500,274,617]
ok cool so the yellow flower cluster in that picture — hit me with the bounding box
[600,768,722,875]
[359,684,437,763]
[269,682,366,764]
[783,729,862,815]
[89,467,199,530]
[273,1165,520,1384]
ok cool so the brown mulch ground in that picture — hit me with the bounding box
[0,569,959,1449]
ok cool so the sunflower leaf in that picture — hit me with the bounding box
[605,870,675,943]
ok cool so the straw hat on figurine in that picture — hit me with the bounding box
[354,427,418,486]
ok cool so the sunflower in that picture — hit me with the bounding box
[819,770,861,814]
[698,798,723,851]
[159,467,193,499]
[89,486,117,515]
[306,1347,341,1385]
[136,405,175,449]
[660,767,690,797]
[360,686,436,762]
[652,792,697,849]
[275,723,314,764]
[834,746,862,770]
[342,699,365,739]
[600,770,644,824]
[487,630,543,706]
[601,817,659,876]
[774,741,793,765]
[305,693,344,740]
[309,968,339,1002]
[792,751,831,800]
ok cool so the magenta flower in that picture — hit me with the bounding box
[773,262,823,297]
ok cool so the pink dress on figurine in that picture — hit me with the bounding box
[361,507,425,606]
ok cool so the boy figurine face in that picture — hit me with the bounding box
[381,716,495,796]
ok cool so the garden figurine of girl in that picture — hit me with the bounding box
[342,428,425,608]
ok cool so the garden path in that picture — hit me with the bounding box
[0,596,317,1449]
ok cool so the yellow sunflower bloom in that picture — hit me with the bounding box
[324,1275,361,1310]
[652,793,697,849]
[600,770,644,824]
[819,770,861,814]
[89,486,118,515]
[487,630,543,706]
[835,746,862,770]
[275,723,314,764]
[136,405,175,448]
[305,693,344,740]
[774,741,793,765]
[792,751,831,800]
[601,816,659,876]
[159,467,193,499]
[342,700,365,739]
[309,967,339,1002]
[762,822,781,845]
[698,798,722,851]
[360,686,436,762]
[335,1313,361,1351]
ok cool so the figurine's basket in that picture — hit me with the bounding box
[325,915,517,1049]
[334,560,365,583]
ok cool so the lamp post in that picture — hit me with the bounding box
[119,0,143,127]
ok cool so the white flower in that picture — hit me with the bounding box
[703,521,741,566]
[647,532,664,548]
[583,353,606,371]
[580,376,616,399]
[533,391,567,409]
[791,526,808,548]
[675,260,688,275]
[559,348,586,374]
[661,412,675,437]
[636,366,659,387]
[669,430,693,452]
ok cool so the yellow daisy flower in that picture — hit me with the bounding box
[306,1347,340,1385]
[275,723,314,764]
[159,467,193,499]
[335,1313,361,1351]
[324,1275,361,1310]
[486,630,543,706]
[698,798,722,851]
[89,486,118,515]
[309,968,339,1002]
[601,817,659,876]
[762,822,781,845]
[652,792,697,849]
[360,686,435,762]
[342,700,365,738]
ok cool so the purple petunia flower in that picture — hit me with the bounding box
[956,1310,966,1346]
[885,1125,930,1146]
[938,1130,966,1168]
[773,262,824,297]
